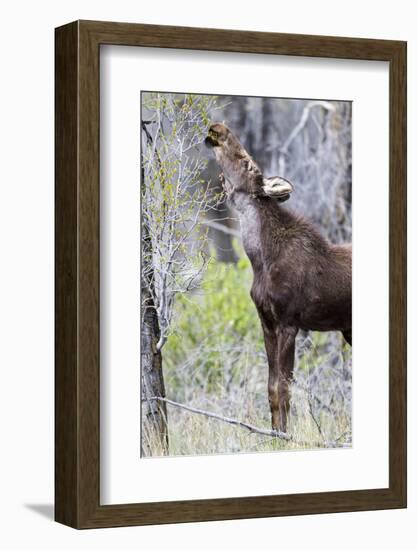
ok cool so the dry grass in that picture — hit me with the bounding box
[143,331,352,457]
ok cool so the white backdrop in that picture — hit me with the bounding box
[0,1,415,549]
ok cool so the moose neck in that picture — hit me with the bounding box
[232,193,283,270]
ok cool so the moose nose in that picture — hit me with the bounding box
[204,135,215,148]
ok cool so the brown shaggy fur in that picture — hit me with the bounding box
[206,122,351,433]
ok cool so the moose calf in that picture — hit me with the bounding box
[205,122,352,434]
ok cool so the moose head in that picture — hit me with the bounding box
[205,122,293,202]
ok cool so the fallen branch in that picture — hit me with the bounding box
[146,396,350,448]
[148,396,291,441]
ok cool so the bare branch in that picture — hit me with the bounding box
[273,100,336,175]
[147,396,292,440]
[280,101,336,154]
[201,219,241,238]
[146,396,348,449]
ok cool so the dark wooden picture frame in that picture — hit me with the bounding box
[55,20,407,529]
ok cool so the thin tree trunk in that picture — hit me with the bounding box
[141,121,169,456]
[141,283,169,456]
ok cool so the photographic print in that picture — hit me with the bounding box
[140,92,352,458]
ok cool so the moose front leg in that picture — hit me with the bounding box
[275,327,297,432]
[263,325,297,433]
[260,322,280,431]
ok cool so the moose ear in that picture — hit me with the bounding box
[262,176,294,202]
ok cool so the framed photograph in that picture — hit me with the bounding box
[55,20,406,528]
